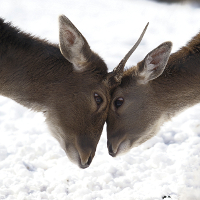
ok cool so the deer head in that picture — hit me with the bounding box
[45,15,120,168]
[0,15,125,168]
[106,23,172,157]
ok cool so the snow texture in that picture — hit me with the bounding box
[0,0,200,199]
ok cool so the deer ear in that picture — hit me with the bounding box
[137,42,172,84]
[59,15,91,71]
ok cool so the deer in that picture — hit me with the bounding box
[0,15,121,168]
[107,23,200,157]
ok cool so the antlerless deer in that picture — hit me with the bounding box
[0,15,121,168]
[107,23,200,157]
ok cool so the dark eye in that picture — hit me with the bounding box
[114,97,124,108]
[94,93,103,105]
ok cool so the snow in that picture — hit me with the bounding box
[0,0,200,199]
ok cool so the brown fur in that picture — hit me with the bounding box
[107,31,200,157]
[0,16,117,169]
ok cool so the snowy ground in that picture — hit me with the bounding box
[0,0,200,199]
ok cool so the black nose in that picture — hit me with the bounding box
[107,141,116,157]
[79,154,93,169]
[87,154,92,165]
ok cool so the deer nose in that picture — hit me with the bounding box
[79,153,93,169]
[107,133,128,157]
[107,141,117,157]
[76,137,96,169]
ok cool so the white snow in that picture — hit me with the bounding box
[0,0,200,199]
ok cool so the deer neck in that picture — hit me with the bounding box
[0,19,71,110]
[153,45,200,119]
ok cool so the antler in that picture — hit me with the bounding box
[112,22,149,84]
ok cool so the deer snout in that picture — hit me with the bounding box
[107,133,129,157]
[78,148,94,169]
[75,137,96,169]
[107,140,117,157]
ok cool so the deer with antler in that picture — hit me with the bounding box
[107,24,200,157]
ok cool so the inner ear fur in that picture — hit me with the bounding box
[137,41,172,84]
[59,15,92,71]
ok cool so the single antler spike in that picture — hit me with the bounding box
[113,22,149,83]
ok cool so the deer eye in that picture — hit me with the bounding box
[94,93,103,105]
[114,97,124,108]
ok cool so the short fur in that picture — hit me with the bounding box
[0,16,117,169]
[107,31,200,157]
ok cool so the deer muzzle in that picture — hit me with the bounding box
[107,133,129,157]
